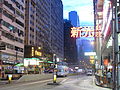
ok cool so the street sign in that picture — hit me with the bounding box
[0,45,6,50]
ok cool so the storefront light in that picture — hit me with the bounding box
[106,36,112,48]
[38,47,41,49]
[118,34,120,45]
[108,65,113,69]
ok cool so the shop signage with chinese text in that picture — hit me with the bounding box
[71,27,101,38]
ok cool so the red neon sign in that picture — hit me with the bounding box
[71,27,102,38]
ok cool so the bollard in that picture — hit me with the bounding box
[53,74,57,83]
[8,74,12,84]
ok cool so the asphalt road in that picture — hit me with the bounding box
[0,74,111,90]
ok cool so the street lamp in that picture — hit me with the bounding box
[38,47,41,50]
[90,41,94,45]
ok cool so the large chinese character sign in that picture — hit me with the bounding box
[71,27,101,38]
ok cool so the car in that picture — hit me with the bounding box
[86,70,93,76]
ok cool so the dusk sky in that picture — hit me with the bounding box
[62,0,94,26]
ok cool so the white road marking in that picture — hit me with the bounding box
[60,78,69,83]
[21,79,53,86]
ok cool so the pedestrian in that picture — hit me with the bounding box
[2,71,4,78]
[106,70,112,85]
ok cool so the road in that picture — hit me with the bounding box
[0,74,111,90]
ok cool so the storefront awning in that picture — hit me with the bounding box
[15,63,24,66]
[47,61,53,64]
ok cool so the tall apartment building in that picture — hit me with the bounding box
[25,0,64,61]
[69,11,80,27]
[50,0,64,60]
[25,0,51,59]
[0,0,25,77]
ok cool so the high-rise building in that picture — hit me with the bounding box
[64,19,78,66]
[50,0,64,60]
[25,0,51,59]
[69,11,80,27]
[0,0,25,77]
[25,0,64,61]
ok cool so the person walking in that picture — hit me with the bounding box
[106,70,112,86]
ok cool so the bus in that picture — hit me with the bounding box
[57,62,69,77]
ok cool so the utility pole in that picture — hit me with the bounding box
[112,0,119,90]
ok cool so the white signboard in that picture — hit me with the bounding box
[84,52,96,56]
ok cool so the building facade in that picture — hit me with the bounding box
[64,19,78,66]
[94,0,113,69]
[0,0,25,77]
[94,0,120,89]
[69,11,80,27]
[25,0,64,61]
[50,0,64,60]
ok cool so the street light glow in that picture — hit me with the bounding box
[90,41,94,45]
[38,47,41,49]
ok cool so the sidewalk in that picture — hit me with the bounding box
[0,79,17,85]
[0,80,8,85]
[0,73,58,85]
[94,77,112,89]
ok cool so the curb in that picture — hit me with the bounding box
[94,78,110,89]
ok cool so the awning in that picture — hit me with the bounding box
[15,63,24,66]
[47,61,53,64]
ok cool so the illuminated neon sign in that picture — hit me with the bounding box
[71,27,102,38]
[31,47,42,57]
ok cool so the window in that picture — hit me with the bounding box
[0,19,2,24]
[16,10,21,16]
[15,10,24,19]
[4,0,15,13]
[21,6,24,11]
[30,20,34,25]
[21,0,24,3]
[2,21,9,27]
[11,0,16,2]
[0,8,2,13]
[16,2,20,9]
[16,19,24,27]
[0,0,4,3]
[3,10,14,20]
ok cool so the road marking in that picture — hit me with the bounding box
[60,78,69,83]
[22,79,53,86]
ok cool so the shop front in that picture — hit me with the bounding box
[0,53,24,79]
[24,45,54,74]
[24,58,43,74]
[24,58,53,74]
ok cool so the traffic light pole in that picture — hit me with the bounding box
[47,54,59,85]
[53,54,57,83]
